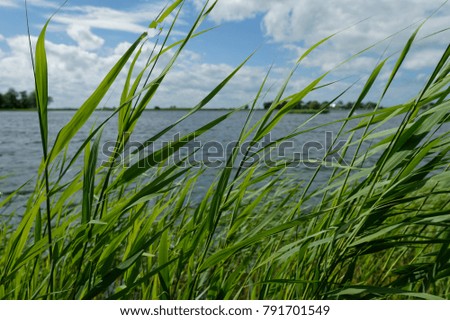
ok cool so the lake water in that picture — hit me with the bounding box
[0,109,399,212]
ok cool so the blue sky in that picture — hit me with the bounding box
[0,0,449,109]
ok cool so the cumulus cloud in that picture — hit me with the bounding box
[158,62,276,108]
[195,0,450,70]
[0,36,35,92]
[0,0,447,111]
[403,47,444,70]
[0,31,274,110]
[66,25,104,50]
[199,0,449,41]
[0,34,128,107]
[0,1,220,109]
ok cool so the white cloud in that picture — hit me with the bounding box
[67,25,104,50]
[52,3,168,35]
[0,34,125,107]
[0,36,35,92]
[0,0,447,112]
[201,0,449,41]
[44,3,171,51]
[158,62,275,108]
[403,47,444,70]
[196,0,450,70]
[0,31,275,110]
[0,0,17,7]
[0,1,208,109]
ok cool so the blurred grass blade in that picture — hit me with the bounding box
[33,21,49,152]
[82,130,102,224]
[149,0,183,29]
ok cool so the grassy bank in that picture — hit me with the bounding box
[0,0,449,300]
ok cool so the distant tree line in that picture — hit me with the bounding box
[0,88,53,109]
[263,100,380,110]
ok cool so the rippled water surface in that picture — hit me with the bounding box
[0,109,406,213]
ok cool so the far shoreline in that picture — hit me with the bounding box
[0,107,333,113]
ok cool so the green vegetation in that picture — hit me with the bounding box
[263,100,380,111]
[0,88,53,110]
[0,1,449,300]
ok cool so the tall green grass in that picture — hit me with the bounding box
[0,0,449,299]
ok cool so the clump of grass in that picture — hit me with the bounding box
[0,0,449,299]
